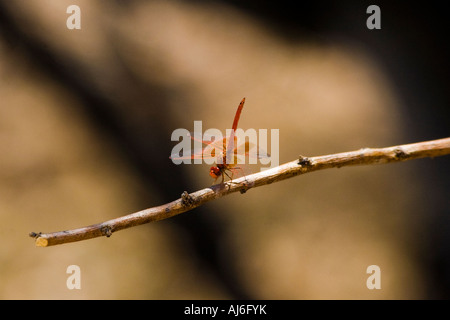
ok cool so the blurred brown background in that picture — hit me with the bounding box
[0,0,449,299]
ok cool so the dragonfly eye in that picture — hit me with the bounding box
[209,166,221,179]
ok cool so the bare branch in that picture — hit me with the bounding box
[30,137,450,247]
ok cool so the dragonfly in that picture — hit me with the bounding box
[170,97,268,184]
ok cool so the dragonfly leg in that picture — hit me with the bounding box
[224,170,243,189]
[210,176,220,186]
[231,166,249,185]
[224,170,233,182]
[223,171,233,190]
[210,173,224,186]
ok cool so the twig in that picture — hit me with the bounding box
[30,137,450,247]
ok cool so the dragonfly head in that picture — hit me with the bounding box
[209,166,221,179]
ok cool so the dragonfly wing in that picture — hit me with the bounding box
[169,149,207,160]
[236,141,271,159]
[187,132,216,147]
[188,132,227,150]
[170,132,226,161]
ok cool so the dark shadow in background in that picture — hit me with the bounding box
[1,0,449,298]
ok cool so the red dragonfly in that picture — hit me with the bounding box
[171,98,268,184]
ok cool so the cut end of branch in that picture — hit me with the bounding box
[35,237,49,247]
[30,232,49,247]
